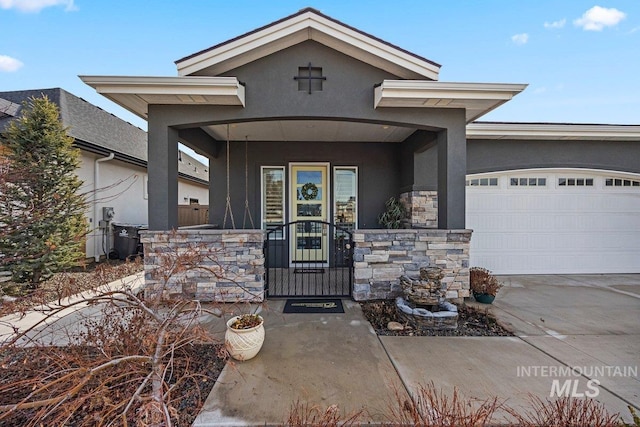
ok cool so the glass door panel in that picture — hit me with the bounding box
[291,165,328,264]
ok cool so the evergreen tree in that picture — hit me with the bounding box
[0,95,87,288]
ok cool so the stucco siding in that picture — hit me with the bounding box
[467,139,640,175]
[209,141,399,229]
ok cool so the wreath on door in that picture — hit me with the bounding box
[301,182,319,200]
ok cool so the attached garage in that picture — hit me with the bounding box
[466,169,640,274]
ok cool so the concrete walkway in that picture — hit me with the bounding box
[0,272,145,345]
[195,275,640,425]
[194,299,407,426]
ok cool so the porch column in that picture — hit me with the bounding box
[148,119,179,230]
[437,123,466,229]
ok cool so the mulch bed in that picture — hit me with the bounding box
[0,344,225,426]
[361,300,513,336]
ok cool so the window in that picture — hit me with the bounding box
[261,166,285,238]
[510,177,547,187]
[466,177,498,186]
[334,167,357,230]
[558,177,593,186]
[605,177,640,187]
[189,198,199,205]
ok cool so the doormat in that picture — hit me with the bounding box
[283,298,344,314]
[294,268,325,274]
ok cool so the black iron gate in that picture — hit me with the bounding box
[264,220,354,298]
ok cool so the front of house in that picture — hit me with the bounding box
[82,8,640,302]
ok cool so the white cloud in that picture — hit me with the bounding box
[0,55,24,72]
[533,87,547,94]
[511,33,529,45]
[574,6,626,31]
[544,19,566,29]
[0,0,76,13]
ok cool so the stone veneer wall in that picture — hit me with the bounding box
[352,229,471,301]
[140,229,264,302]
[400,191,438,229]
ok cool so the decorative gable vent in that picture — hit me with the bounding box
[294,63,326,94]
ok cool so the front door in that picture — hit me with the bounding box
[290,164,328,265]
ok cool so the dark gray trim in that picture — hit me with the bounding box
[438,113,467,229]
[148,122,179,230]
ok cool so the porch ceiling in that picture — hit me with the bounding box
[203,120,415,142]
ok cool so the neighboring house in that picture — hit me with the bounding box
[81,8,640,303]
[0,88,209,262]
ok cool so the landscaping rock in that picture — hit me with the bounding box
[387,321,405,331]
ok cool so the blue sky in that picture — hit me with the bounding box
[2,0,639,135]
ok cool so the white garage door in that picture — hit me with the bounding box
[466,170,640,274]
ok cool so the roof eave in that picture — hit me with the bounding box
[466,122,640,141]
[374,80,528,123]
[79,76,245,120]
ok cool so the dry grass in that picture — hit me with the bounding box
[385,381,501,426]
[284,401,364,426]
[281,386,633,427]
[506,395,622,427]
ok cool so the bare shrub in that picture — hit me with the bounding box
[0,241,238,426]
[506,395,621,427]
[385,381,501,427]
[469,267,502,296]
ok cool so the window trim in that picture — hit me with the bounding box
[605,177,640,188]
[509,177,547,187]
[558,177,594,187]
[466,177,499,187]
[333,166,358,230]
[261,166,286,239]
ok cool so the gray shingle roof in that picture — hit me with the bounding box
[0,88,208,183]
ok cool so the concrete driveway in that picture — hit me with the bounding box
[382,274,640,423]
[494,274,639,411]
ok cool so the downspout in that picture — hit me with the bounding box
[94,153,114,262]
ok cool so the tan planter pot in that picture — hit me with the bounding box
[225,315,265,361]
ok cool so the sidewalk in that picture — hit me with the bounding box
[0,271,144,345]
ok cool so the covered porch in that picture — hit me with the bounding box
[81,8,525,303]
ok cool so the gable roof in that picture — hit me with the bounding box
[175,7,441,80]
[0,88,148,163]
[0,89,209,183]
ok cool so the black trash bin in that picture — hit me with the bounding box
[112,224,145,260]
